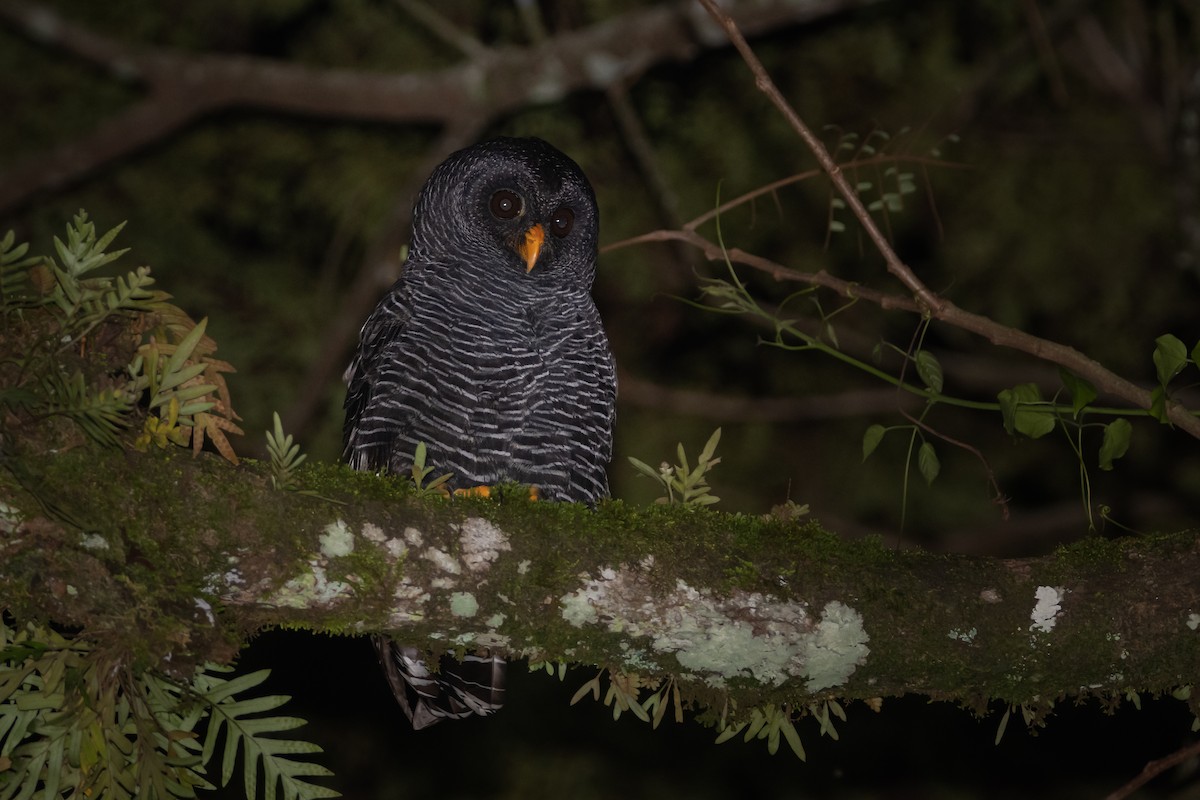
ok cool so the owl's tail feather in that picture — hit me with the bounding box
[373,636,506,730]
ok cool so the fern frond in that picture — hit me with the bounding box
[197,670,339,800]
[52,212,129,282]
[267,412,307,491]
[38,371,132,447]
[0,229,43,313]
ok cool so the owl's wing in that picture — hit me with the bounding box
[342,287,412,471]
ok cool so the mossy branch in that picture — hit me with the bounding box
[1,441,1197,737]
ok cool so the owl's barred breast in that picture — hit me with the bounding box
[361,265,614,504]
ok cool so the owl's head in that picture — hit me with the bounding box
[410,137,600,290]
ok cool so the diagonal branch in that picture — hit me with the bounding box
[693,0,1200,439]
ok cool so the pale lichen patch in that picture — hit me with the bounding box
[803,601,869,691]
[450,591,478,618]
[1029,585,1064,634]
[422,546,461,575]
[948,627,977,643]
[560,565,870,690]
[403,527,424,547]
[319,519,355,558]
[1187,613,1200,631]
[272,564,352,608]
[81,533,109,550]
[456,517,510,573]
[388,584,428,624]
[361,522,386,543]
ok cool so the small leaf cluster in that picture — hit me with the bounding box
[996,375,1132,470]
[825,127,954,236]
[715,700,847,761]
[1148,333,1200,424]
[0,621,338,800]
[408,442,453,498]
[569,669,683,730]
[564,667,856,762]
[0,212,242,462]
[628,428,722,507]
[861,348,943,487]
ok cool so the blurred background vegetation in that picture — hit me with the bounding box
[3,0,1199,796]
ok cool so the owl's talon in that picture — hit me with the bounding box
[451,484,541,501]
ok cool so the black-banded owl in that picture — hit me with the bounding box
[342,137,616,728]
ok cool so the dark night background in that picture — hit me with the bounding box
[2,0,1199,797]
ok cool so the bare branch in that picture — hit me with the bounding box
[1106,737,1200,800]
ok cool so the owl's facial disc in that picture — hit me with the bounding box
[518,224,545,272]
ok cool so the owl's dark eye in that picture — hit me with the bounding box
[549,206,574,238]
[489,190,523,220]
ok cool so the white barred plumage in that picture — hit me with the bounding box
[342,137,616,728]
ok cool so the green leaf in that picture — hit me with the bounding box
[914,350,943,394]
[1149,386,1170,424]
[995,705,1011,745]
[780,718,806,761]
[714,722,747,745]
[163,318,208,382]
[861,424,886,460]
[1098,419,1132,470]
[1153,334,1188,387]
[158,362,209,393]
[917,441,940,485]
[698,427,722,465]
[1058,369,1096,417]
[627,457,664,482]
[997,383,1055,439]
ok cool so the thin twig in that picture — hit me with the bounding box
[603,227,924,314]
[394,0,488,58]
[1019,0,1070,106]
[619,371,922,422]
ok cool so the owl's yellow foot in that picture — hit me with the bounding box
[453,485,540,501]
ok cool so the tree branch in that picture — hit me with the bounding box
[2,442,1197,722]
[0,0,880,214]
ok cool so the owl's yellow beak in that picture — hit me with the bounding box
[518,224,545,273]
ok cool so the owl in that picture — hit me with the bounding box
[343,137,616,728]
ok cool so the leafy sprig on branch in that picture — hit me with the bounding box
[0,212,243,463]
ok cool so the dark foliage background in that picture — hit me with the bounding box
[3,0,1199,796]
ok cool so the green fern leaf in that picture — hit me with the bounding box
[198,670,339,800]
